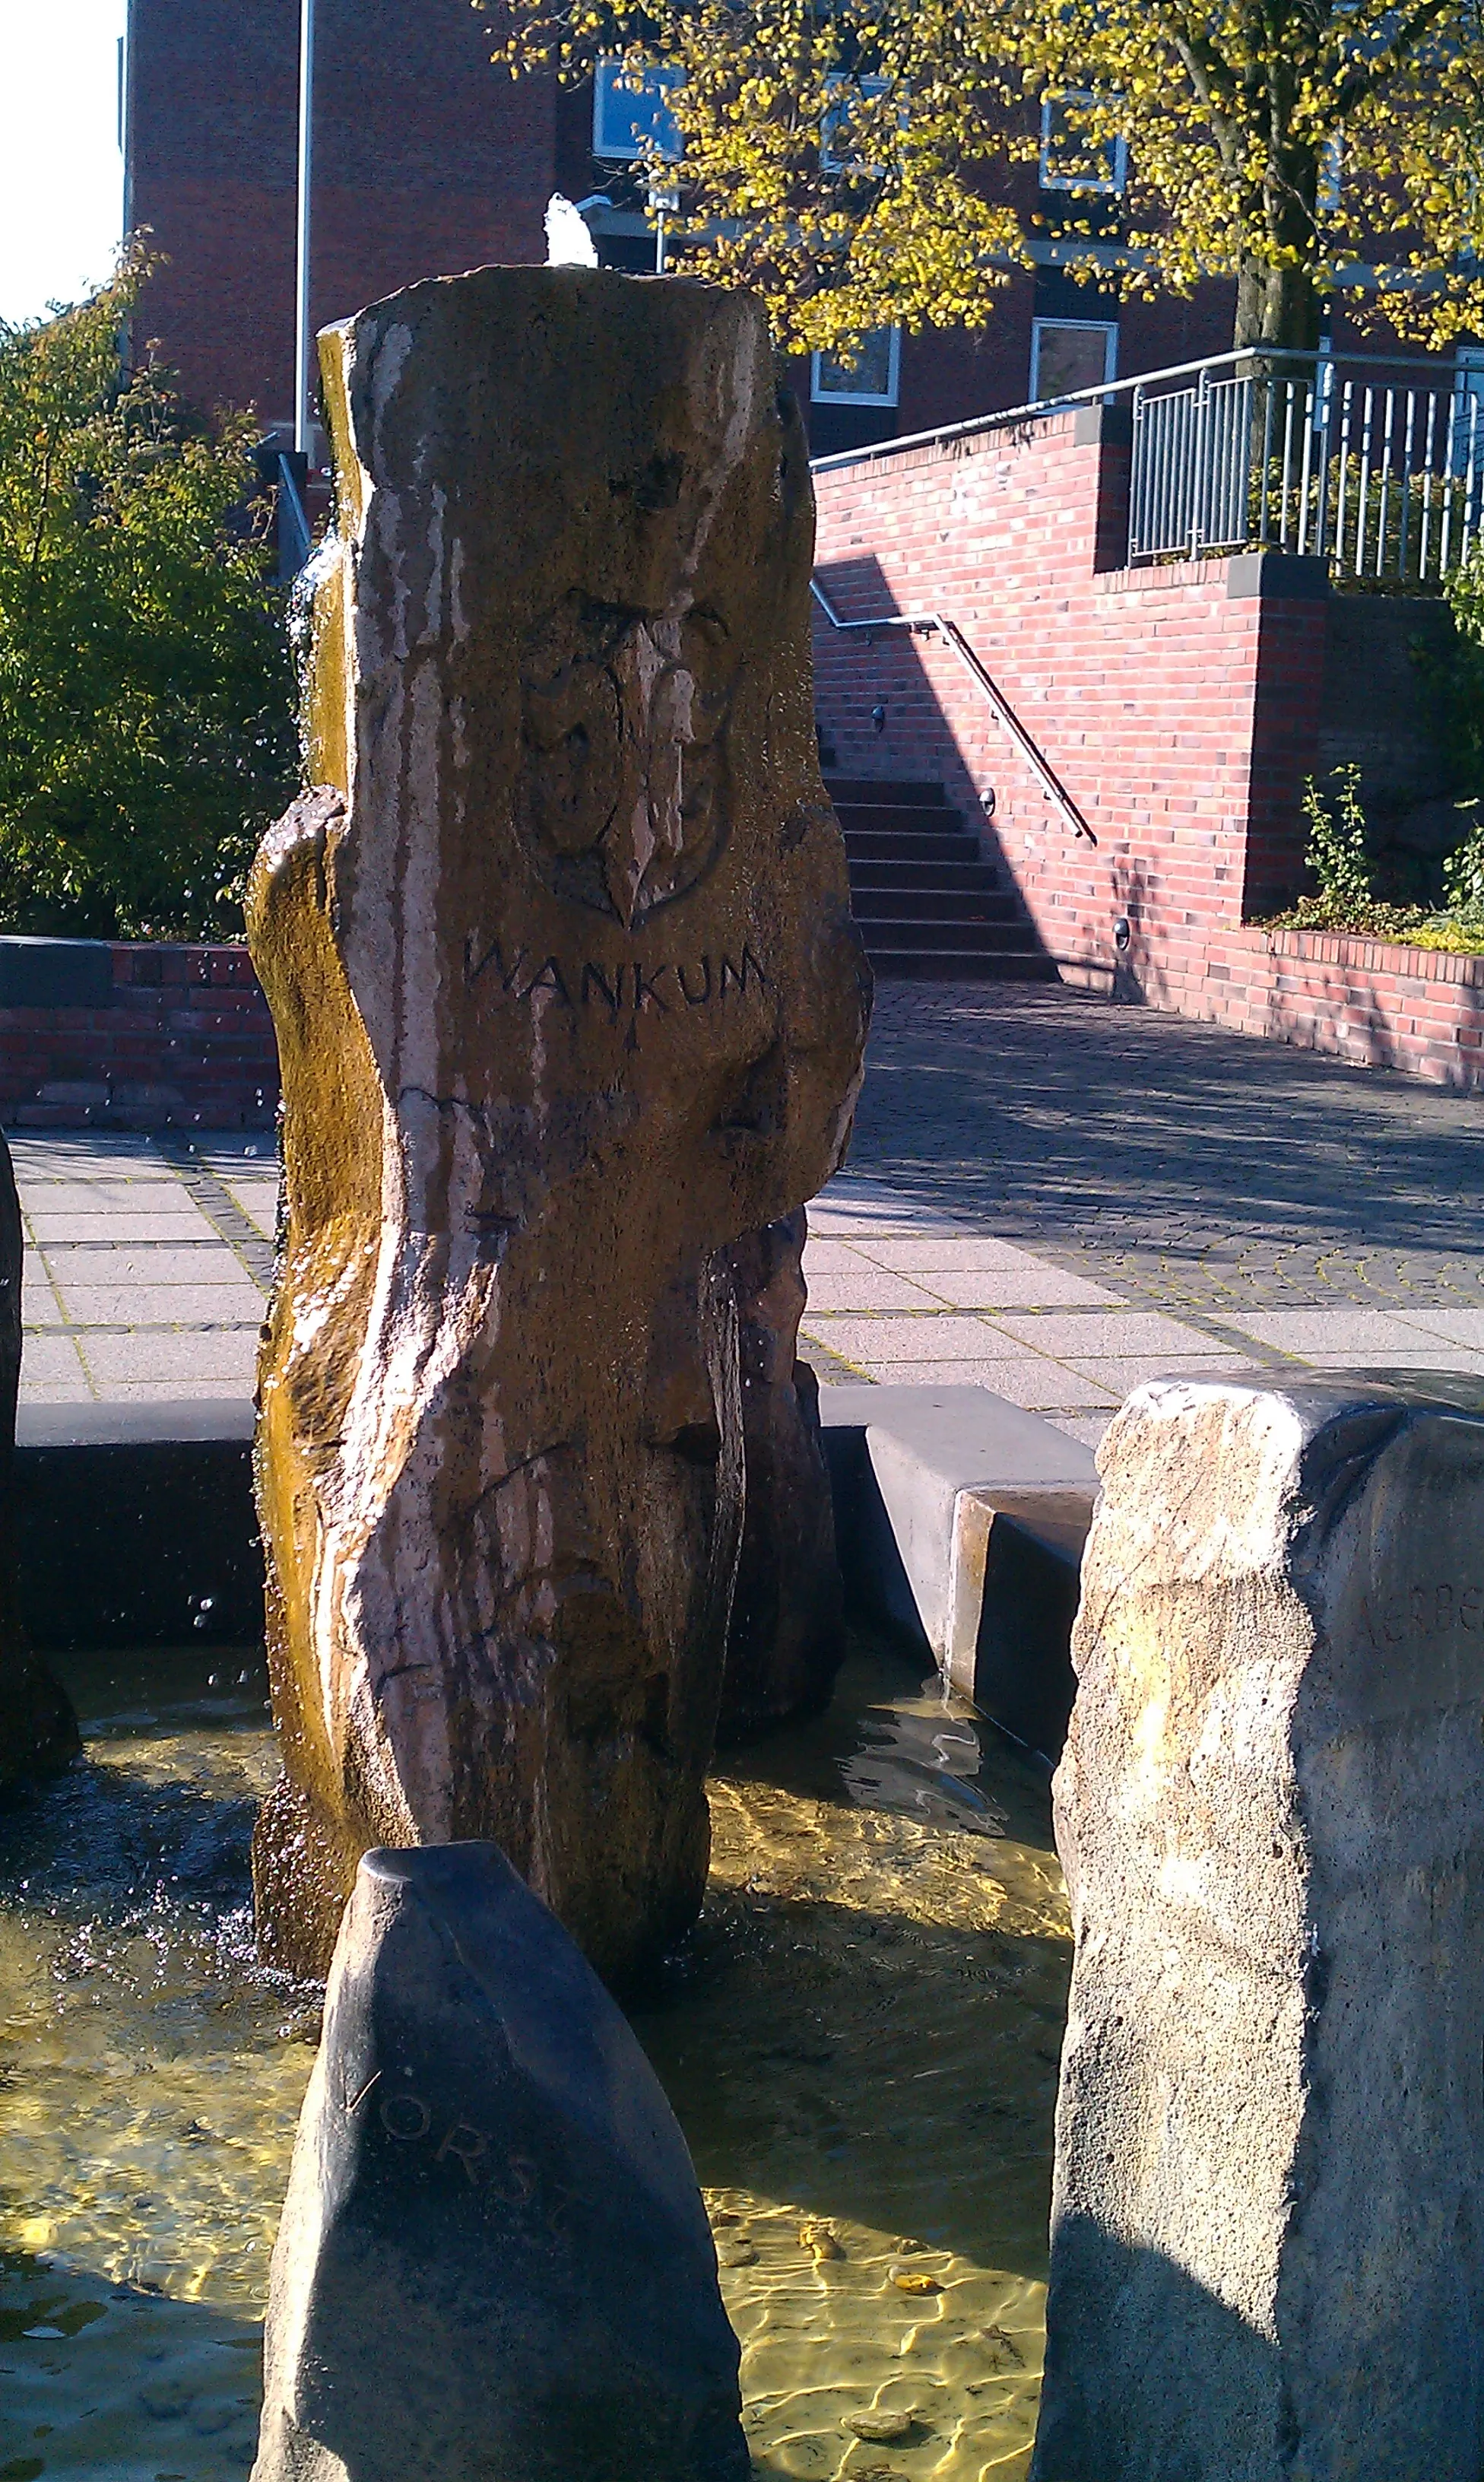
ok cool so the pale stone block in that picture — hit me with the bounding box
[1032,1373,1484,2482]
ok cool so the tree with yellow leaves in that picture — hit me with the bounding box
[482,0,1484,356]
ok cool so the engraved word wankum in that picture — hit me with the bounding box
[248,268,869,1983]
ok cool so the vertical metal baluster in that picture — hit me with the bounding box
[1314,353,1334,561]
[1397,390,1415,582]
[1465,395,1481,563]
[1375,387,1395,579]
[1335,379,1353,573]
[1194,373,1207,555]
[1297,373,1315,557]
[1419,391,1438,582]
[1280,381,1297,550]
[1439,386,1457,576]
[1356,386,1374,577]
[1265,372,1280,543]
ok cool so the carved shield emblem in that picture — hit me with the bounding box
[515,595,735,927]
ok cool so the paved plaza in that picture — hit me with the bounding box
[16,979,1484,1443]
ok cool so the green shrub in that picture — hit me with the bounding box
[0,246,296,938]
[1441,799,1484,920]
[1302,763,1373,913]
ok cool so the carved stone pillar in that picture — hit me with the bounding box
[248,268,869,1983]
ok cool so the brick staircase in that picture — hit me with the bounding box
[826,775,1058,982]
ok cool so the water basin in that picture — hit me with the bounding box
[0,1637,1069,2480]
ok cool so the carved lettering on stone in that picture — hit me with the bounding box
[247,267,870,1984]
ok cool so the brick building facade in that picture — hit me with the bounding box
[122,0,1257,459]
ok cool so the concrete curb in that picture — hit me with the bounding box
[15,1389,1100,1758]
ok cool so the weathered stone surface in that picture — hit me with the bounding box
[0,1132,78,1789]
[252,1841,749,2482]
[718,1208,845,1740]
[1032,1373,1484,2482]
[248,267,869,1982]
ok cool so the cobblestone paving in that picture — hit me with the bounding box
[14,980,1484,1440]
[797,980,1484,1442]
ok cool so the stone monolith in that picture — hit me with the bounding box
[248,267,869,1982]
[1031,1373,1484,2482]
[718,1208,845,1740]
[252,1841,749,2482]
[0,1131,78,1788]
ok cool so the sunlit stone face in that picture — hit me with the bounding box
[248,267,870,1985]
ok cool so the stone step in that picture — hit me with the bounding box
[844,830,984,865]
[864,947,1060,982]
[850,887,1021,923]
[859,916,1038,953]
[848,858,1004,893]
[835,802,964,837]
[825,776,949,808]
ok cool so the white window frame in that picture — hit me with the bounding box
[1455,344,1484,471]
[820,73,891,174]
[1039,94,1127,196]
[592,59,683,163]
[1029,317,1118,405]
[810,328,902,409]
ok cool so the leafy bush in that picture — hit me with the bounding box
[1441,800,1484,921]
[1439,546,1484,813]
[0,247,296,938]
[1270,763,1439,941]
[1302,763,1373,914]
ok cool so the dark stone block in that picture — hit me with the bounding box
[0,938,115,1008]
[252,1842,749,2482]
[965,1489,1094,1764]
[14,1408,262,1649]
[1225,551,1330,601]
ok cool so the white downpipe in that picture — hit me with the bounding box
[294,0,316,459]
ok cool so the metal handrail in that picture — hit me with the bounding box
[273,451,312,580]
[809,343,1455,477]
[809,578,1096,845]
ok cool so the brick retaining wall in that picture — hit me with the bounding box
[0,941,278,1130]
[810,406,1480,1091]
[1159,925,1484,1092]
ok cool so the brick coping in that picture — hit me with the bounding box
[1243,924,1484,989]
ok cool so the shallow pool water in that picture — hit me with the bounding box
[0,1639,1069,2480]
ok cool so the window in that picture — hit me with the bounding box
[1039,94,1127,196]
[1318,137,1342,216]
[811,330,902,408]
[1029,319,1118,404]
[593,61,683,163]
[821,75,891,174]
[1455,345,1484,473]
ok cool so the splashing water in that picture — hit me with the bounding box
[545,194,600,268]
[0,1639,1069,2479]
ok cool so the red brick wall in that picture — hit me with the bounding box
[1,947,278,1131]
[1196,927,1484,1093]
[126,0,556,427]
[810,410,1484,1090]
[812,407,1328,995]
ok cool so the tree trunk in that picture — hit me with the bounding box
[1234,260,1321,355]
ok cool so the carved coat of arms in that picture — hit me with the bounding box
[515,594,736,928]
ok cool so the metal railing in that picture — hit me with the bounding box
[808,579,1096,844]
[810,342,1484,592]
[1127,350,1484,586]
